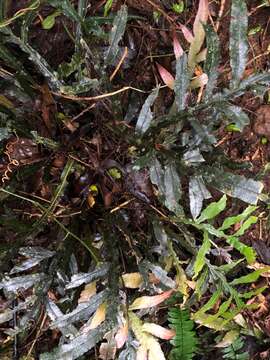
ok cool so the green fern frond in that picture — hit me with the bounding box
[222,338,249,360]
[168,308,198,360]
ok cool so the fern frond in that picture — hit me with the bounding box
[222,338,249,360]
[168,308,198,360]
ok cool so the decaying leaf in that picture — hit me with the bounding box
[88,302,107,330]
[122,273,143,288]
[115,321,129,349]
[129,290,173,310]
[142,323,175,340]
[129,312,166,360]
[188,0,209,71]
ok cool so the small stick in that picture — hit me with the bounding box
[52,86,147,102]
[216,0,226,32]
[26,313,47,359]
[110,47,128,82]
[110,198,135,213]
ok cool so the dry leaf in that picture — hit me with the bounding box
[99,342,117,360]
[129,312,166,360]
[89,302,107,329]
[142,323,175,340]
[193,0,209,36]
[190,73,208,88]
[129,290,173,310]
[122,273,143,288]
[115,321,129,349]
[78,281,96,303]
[137,346,148,360]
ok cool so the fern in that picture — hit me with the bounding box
[168,308,198,360]
[222,338,249,360]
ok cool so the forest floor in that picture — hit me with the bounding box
[0,1,270,359]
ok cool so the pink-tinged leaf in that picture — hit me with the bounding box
[173,35,184,59]
[180,24,194,43]
[142,323,175,340]
[156,63,175,89]
[193,0,209,36]
[115,322,129,349]
[129,290,174,310]
[99,342,116,360]
[190,73,208,88]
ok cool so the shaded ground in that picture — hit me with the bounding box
[0,0,270,359]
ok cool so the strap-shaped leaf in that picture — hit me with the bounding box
[105,5,128,66]
[196,195,227,223]
[188,0,209,71]
[229,0,248,88]
[194,286,222,318]
[174,53,189,111]
[40,322,110,360]
[233,215,258,237]
[226,236,255,264]
[164,163,182,214]
[193,231,211,278]
[149,159,183,215]
[230,267,270,286]
[204,24,220,99]
[189,176,212,219]
[219,205,257,231]
[50,290,108,329]
[204,170,263,205]
[136,87,159,134]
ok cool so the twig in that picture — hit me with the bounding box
[52,86,147,102]
[216,0,226,32]
[71,104,96,122]
[145,0,174,24]
[26,313,47,359]
[110,198,135,213]
[110,46,128,82]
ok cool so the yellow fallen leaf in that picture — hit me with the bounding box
[89,302,107,329]
[122,273,143,288]
[78,281,96,303]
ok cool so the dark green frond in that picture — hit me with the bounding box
[222,338,249,360]
[168,308,198,360]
